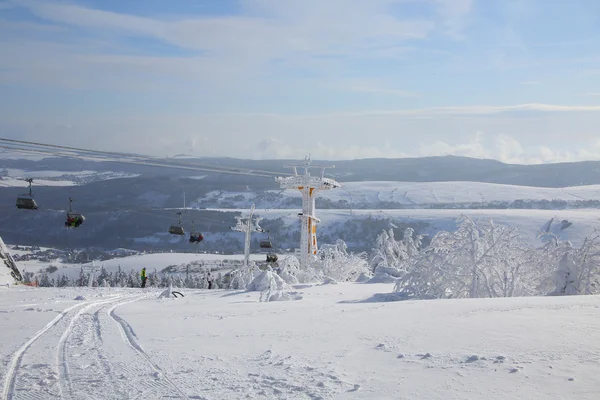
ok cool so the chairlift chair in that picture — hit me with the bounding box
[259,235,273,249]
[65,197,85,228]
[188,220,204,243]
[16,179,38,210]
[266,253,278,263]
[169,212,185,235]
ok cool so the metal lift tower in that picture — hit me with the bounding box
[230,204,264,268]
[276,156,340,270]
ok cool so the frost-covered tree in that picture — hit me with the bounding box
[148,269,160,287]
[394,216,535,299]
[97,266,110,287]
[548,232,600,296]
[38,271,52,287]
[226,263,261,290]
[315,239,369,282]
[369,228,408,273]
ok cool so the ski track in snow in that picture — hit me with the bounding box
[2,293,156,400]
[2,302,87,400]
[108,299,191,400]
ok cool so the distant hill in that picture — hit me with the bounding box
[2,153,600,252]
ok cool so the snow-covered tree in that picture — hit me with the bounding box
[548,232,600,296]
[394,216,535,299]
[226,263,261,290]
[315,239,369,282]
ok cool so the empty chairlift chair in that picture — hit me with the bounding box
[65,197,85,228]
[259,238,272,249]
[16,179,38,210]
[169,212,185,235]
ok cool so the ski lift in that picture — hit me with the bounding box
[65,197,85,228]
[189,220,204,243]
[259,234,272,249]
[169,212,185,235]
[266,253,278,263]
[15,178,38,210]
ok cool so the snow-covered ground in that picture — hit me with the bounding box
[13,251,274,278]
[194,181,600,209]
[1,284,599,399]
[325,181,600,204]
[0,169,139,187]
[206,207,600,247]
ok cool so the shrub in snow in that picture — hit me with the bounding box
[275,241,370,285]
[74,295,85,301]
[246,270,303,302]
[226,263,261,290]
[247,270,288,292]
[276,256,301,284]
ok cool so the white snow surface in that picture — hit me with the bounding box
[1,284,599,399]
[207,207,600,247]
[0,169,139,187]
[299,181,600,205]
[15,251,271,277]
[194,181,600,209]
[0,266,12,287]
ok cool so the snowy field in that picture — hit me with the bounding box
[206,208,600,247]
[196,181,600,209]
[0,169,139,187]
[325,181,600,205]
[14,251,271,277]
[1,284,599,399]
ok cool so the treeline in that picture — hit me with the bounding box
[23,266,228,289]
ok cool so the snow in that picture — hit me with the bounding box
[0,266,12,287]
[207,207,600,247]
[14,251,273,278]
[195,181,600,209]
[1,284,599,399]
[0,169,139,187]
[325,181,600,204]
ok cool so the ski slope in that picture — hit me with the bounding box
[0,284,599,399]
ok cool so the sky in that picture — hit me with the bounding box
[1,0,600,163]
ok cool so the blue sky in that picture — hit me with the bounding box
[1,0,600,162]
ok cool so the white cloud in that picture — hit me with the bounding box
[13,0,440,60]
[419,132,490,159]
[329,103,600,118]
[256,138,409,160]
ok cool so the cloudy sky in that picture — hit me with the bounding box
[1,0,600,162]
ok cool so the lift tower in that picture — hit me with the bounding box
[230,204,264,268]
[276,156,340,270]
